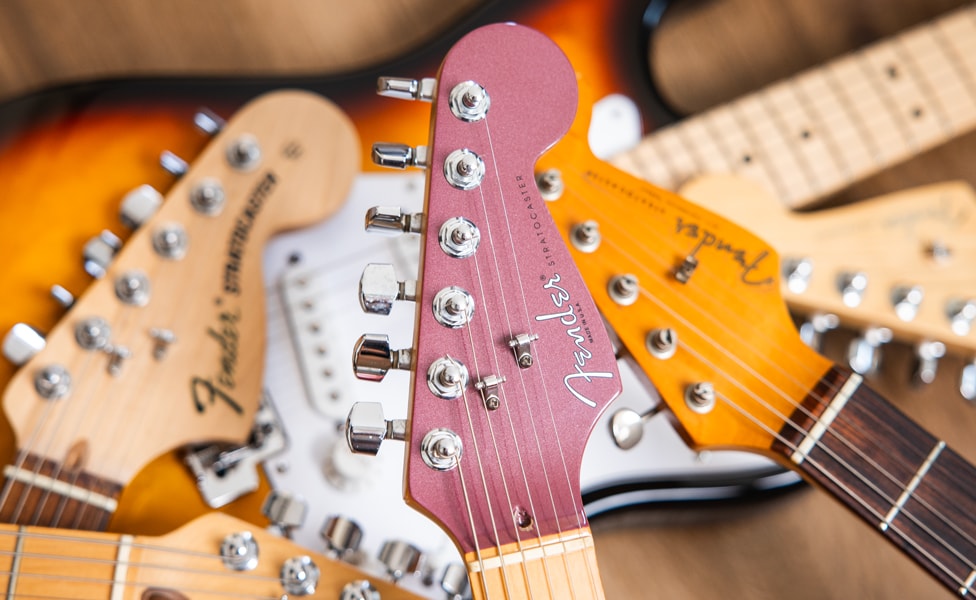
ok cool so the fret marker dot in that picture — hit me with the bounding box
[886,65,898,79]
[800,129,811,140]
[742,154,752,164]
[911,107,923,119]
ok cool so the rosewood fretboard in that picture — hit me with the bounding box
[773,366,976,596]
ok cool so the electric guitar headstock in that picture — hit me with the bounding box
[680,174,976,391]
[346,23,621,599]
[0,90,359,529]
[538,80,976,596]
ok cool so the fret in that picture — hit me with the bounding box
[5,527,22,599]
[701,107,781,194]
[903,26,976,131]
[788,372,862,465]
[0,451,122,530]
[735,94,811,205]
[652,127,701,186]
[939,8,976,81]
[681,117,731,176]
[964,571,976,597]
[838,53,916,163]
[110,534,133,600]
[772,365,976,596]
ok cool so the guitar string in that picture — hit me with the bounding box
[556,157,976,576]
[480,116,589,598]
[454,448,492,600]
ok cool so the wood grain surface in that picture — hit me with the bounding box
[0,0,972,598]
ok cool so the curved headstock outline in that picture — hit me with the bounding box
[2,90,359,491]
[386,23,620,597]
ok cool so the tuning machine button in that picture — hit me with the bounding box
[365,206,424,235]
[359,264,417,315]
[377,76,436,101]
[193,108,226,136]
[353,334,413,381]
[321,515,364,558]
[160,150,189,177]
[837,271,868,307]
[372,143,428,170]
[119,184,164,229]
[261,490,308,537]
[847,326,892,376]
[782,257,813,294]
[2,323,46,366]
[912,340,946,386]
[378,540,423,581]
[891,285,924,322]
[798,313,839,351]
[50,285,75,309]
[961,359,976,401]
[83,230,122,278]
[345,402,406,455]
[441,563,471,600]
[947,299,976,336]
[610,405,664,450]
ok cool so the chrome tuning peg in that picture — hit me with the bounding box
[340,580,381,600]
[847,326,892,376]
[837,271,868,307]
[50,284,75,309]
[912,340,946,386]
[353,334,412,381]
[441,562,471,600]
[782,257,813,294]
[345,402,406,456]
[378,539,423,581]
[159,150,189,177]
[798,313,839,351]
[2,323,46,366]
[891,284,924,322]
[947,298,976,336]
[377,76,436,102]
[261,490,308,537]
[193,108,225,136]
[372,142,428,169]
[365,206,424,235]
[119,184,163,229]
[83,230,122,278]
[359,264,416,315]
[321,515,364,558]
[610,404,664,450]
[961,359,976,401]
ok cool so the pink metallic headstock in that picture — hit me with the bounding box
[400,23,621,554]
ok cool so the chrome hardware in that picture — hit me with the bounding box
[508,333,539,369]
[114,270,151,306]
[50,284,75,308]
[610,405,664,450]
[365,206,424,235]
[926,240,952,263]
[608,274,639,306]
[475,374,506,410]
[359,263,417,315]
[323,437,376,492]
[947,299,976,336]
[159,150,189,177]
[106,345,131,376]
[321,515,364,557]
[280,555,320,596]
[189,178,226,215]
[119,184,163,229]
[220,531,259,571]
[432,286,475,328]
[377,76,436,101]
[372,143,428,169]
[345,402,406,455]
[439,217,481,258]
[226,134,262,171]
[535,168,564,201]
[149,328,176,360]
[847,327,892,376]
[262,490,308,536]
[798,313,839,351]
[185,395,287,508]
[645,328,677,359]
[570,220,601,253]
[441,563,471,600]
[912,340,946,386]
[891,285,924,322]
[685,382,716,414]
[152,223,188,259]
[83,230,122,278]
[420,428,463,472]
[449,80,490,122]
[443,148,485,190]
[782,257,813,294]
[674,256,698,284]
[427,356,469,399]
[3,324,46,366]
[378,540,423,581]
[34,364,71,400]
[341,580,381,600]
[514,506,533,530]
[837,271,868,307]
[352,334,412,382]
[961,360,976,401]
[193,108,225,135]
[75,317,111,351]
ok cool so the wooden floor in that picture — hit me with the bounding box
[0,0,973,598]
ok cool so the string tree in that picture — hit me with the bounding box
[508,332,539,369]
[474,374,506,411]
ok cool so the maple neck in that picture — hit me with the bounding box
[772,365,976,596]
[465,526,605,600]
[0,451,122,531]
[614,4,976,208]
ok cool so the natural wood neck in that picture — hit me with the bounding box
[0,450,122,530]
[613,4,976,208]
[772,365,976,596]
[465,526,605,600]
